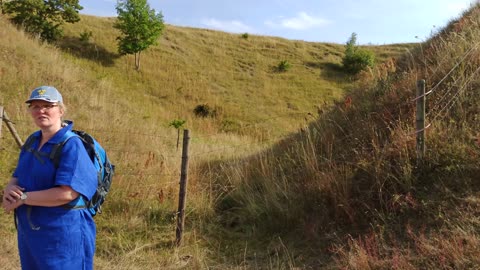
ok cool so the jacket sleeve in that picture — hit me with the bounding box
[54,137,98,200]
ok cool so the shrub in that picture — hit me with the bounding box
[343,50,375,74]
[277,60,291,72]
[241,33,249,39]
[168,119,186,129]
[193,104,217,118]
[79,30,93,43]
[342,33,375,75]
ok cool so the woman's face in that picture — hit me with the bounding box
[28,100,64,130]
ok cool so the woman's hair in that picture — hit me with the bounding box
[58,102,67,114]
[59,102,67,121]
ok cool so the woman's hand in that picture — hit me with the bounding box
[2,194,24,213]
[2,184,25,213]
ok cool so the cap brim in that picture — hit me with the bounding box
[25,98,60,103]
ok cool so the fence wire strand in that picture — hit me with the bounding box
[425,43,479,99]
[430,64,480,124]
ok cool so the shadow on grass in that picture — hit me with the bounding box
[56,36,120,67]
[305,61,350,82]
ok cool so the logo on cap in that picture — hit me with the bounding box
[37,89,47,95]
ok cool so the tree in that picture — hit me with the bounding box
[169,119,186,150]
[342,32,375,75]
[3,0,82,42]
[0,0,11,14]
[114,0,164,70]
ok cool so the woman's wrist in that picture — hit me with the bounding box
[20,192,28,205]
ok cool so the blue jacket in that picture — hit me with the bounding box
[13,121,97,270]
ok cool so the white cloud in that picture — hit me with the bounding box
[265,12,330,30]
[201,18,253,33]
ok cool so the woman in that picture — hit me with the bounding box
[2,86,98,270]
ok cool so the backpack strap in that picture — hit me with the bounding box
[22,134,49,164]
[22,134,36,151]
[50,131,78,169]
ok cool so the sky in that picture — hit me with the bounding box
[79,0,477,45]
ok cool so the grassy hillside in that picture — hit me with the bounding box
[58,15,416,138]
[205,3,480,269]
[0,10,431,269]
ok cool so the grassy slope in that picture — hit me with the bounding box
[0,12,419,269]
[59,15,414,138]
[206,3,480,269]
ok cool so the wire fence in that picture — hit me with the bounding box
[0,107,308,181]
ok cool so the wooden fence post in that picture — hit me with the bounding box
[0,106,3,147]
[2,109,24,148]
[175,129,190,246]
[416,79,426,161]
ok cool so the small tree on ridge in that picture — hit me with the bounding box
[114,0,164,70]
[342,32,375,75]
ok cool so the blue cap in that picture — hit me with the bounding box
[26,86,63,103]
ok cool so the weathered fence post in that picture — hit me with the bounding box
[416,79,426,161]
[176,129,190,246]
[0,106,3,146]
[2,109,23,148]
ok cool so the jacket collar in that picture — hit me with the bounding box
[31,120,74,144]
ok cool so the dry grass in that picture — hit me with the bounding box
[201,3,480,269]
[8,5,480,269]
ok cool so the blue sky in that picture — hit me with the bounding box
[79,0,475,44]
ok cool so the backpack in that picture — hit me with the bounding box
[23,129,114,216]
